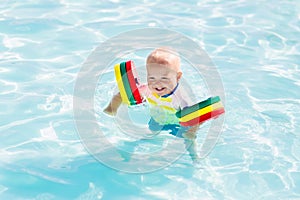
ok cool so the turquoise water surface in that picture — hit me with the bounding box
[1,0,300,199]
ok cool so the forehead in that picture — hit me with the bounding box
[146,63,177,74]
[146,49,180,72]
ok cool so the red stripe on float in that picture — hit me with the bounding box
[125,60,143,104]
[179,107,225,126]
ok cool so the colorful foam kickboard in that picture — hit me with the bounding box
[114,60,143,105]
[175,96,225,126]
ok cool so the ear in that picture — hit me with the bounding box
[177,71,182,81]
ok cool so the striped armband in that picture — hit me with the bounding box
[175,96,225,126]
[114,60,144,105]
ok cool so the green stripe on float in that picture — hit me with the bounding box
[125,60,143,104]
[175,96,220,118]
[120,62,135,105]
[179,107,225,126]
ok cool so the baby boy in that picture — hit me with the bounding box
[104,48,200,161]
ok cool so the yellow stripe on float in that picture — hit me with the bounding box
[114,63,130,105]
[179,101,223,122]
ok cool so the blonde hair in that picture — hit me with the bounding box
[146,47,181,72]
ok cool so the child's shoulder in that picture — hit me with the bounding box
[175,84,198,108]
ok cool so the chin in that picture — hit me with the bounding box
[156,90,169,96]
[157,92,166,96]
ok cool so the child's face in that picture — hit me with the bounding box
[147,64,182,96]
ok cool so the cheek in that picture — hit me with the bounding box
[169,78,178,86]
[148,82,155,89]
[148,80,154,85]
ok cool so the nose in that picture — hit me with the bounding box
[152,80,163,87]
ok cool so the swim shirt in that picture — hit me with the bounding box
[140,83,195,125]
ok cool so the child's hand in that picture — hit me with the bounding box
[103,106,117,116]
[103,93,122,116]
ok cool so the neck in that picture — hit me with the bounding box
[161,83,179,98]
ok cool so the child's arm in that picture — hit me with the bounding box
[183,124,200,140]
[103,84,147,116]
[103,92,122,116]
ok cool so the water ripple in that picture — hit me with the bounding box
[1,0,300,199]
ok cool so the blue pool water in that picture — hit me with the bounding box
[1,0,300,199]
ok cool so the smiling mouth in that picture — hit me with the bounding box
[155,87,166,92]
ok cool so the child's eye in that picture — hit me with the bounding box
[161,77,169,80]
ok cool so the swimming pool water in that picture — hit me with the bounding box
[1,0,300,199]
